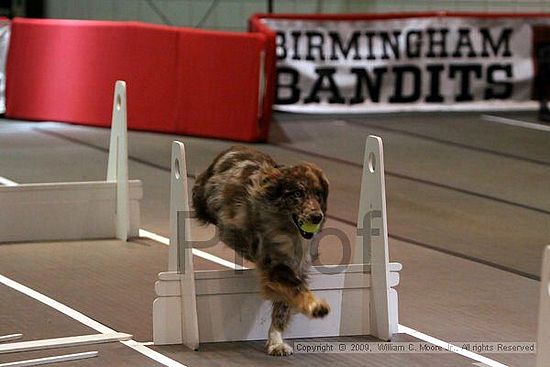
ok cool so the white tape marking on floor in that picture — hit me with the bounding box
[0,334,22,343]
[123,340,192,367]
[0,274,188,367]
[0,351,98,367]
[0,274,114,334]
[481,114,550,133]
[0,333,129,354]
[398,325,508,367]
[138,228,248,270]
[0,176,18,186]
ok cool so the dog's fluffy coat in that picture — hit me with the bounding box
[192,145,330,356]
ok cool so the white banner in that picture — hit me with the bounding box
[263,16,550,113]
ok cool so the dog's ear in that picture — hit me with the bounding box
[302,162,329,211]
[319,171,329,202]
[259,167,285,201]
[260,166,282,186]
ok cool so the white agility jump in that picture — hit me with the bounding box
[153,136,402,349]
[537,245,550,367]
[0,81,142,243]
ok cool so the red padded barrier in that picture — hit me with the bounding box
[176,28,266,141]
[6,18,179,132]
[6,18,269,141]
[249,17,275,141]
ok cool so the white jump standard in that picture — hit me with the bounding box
[153,135,402,348]
[536,245,550,367]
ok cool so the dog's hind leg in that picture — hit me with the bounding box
[266,300,293,356]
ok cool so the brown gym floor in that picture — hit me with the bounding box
[1,110,547,366]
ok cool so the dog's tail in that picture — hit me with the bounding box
[191,169,218,226]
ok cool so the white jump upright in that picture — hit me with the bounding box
[152,142,200,349]
[0,80,142,243]
[355,136,395,340]
[107,81,131,241]
[536,245,550,367]
[153,136,401,348]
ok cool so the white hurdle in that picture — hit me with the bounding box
[0,80,142,243]
[153,136,402,348]
[536,245,550,367]
[152,142,200,349]
[107,81,131,241]
[355,135,395,340]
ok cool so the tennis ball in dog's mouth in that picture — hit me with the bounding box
[300,222,321,234]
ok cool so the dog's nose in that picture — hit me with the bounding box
[309,213,324,224]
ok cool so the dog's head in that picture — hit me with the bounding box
[261,162,329,239]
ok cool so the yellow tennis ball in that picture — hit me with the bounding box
[300,222,321,234]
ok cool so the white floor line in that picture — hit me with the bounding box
[0,333,130,354]
[122,340,191,367]
[0,351,98,367]
[0,274,114,333]
[398,325,508,367]
[138,228,248,270]
[0,176,18,186]
[481,114,550,133]
[0,274,188,367]
[0,334,22,343]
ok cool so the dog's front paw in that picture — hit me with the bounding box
[310,299,330,318]
[267,342,293,356]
